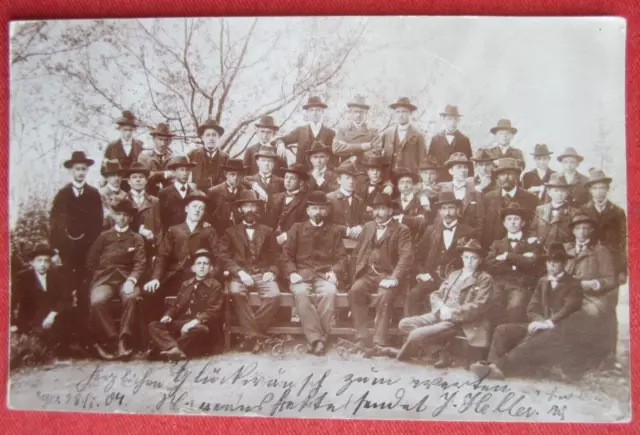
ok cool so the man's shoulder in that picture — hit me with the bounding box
[326,190,342,200]
[516,188,538,200]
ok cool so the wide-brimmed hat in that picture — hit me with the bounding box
[585,169,612,187]
[457,239,485,256]
[490,119,518,135]
[493,158,522,176]
[389,97,417,112]
[302,96,328,110]
[307,190,329,206]
[221,159,245,173]
[112,199,137,215]
[362,154,387,168]
[101,159,125,176]
[444,152,472,168]
[500,201,529,221]
[149,123,175,138]
[115,110,138,128]
[63,151,95,169]
[569,213,595,229]
[190,248,215,265]
[372,193,393,208]
[184,192,209,208]
[419,155,440,171]
[197,119,225,137]
[254,146,278,160]
[347,95,370,110]
[28,243,55,260]
[434,191,461,208]
[393,167,420,184]
[557,147,584,163]
[335,160,362,176]
[439,105,462,118]
[541,242,572,262]
[283,163,309,181]
[125,162,150,177]
[254,115,279,131]
[545,173,570,188]
[234,190,263,205]
[167,155,196,170]
[531,143,553,157]
[471,148,495,163]
[308,140,332,156]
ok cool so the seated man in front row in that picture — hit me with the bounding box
[219,191,282,352]
[148,249,224,361]
[385,239,493,368]
[282,191,348,355]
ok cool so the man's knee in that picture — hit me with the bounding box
[90,285,114,307]
[190,324,210,336]
[290,282,312,296]
[263,281,281,299]
[229,281,249,297]
[398,317,417,333]
[122,288,142,305]
[316,279,338,296]
[348,279,369,305]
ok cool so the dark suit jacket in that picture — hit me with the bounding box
[158,183,199,232]
[428,131,473,182]
[352,219,413,282]
[267,191,308,233]
[521,169,554,189]
[166,276,224,324]
[12,268,71,332]
[332,121,379,165]
[487,146,525,168]
[439,180,486,237]
[86,228,147,288]
[138,149,173,196]
[392,195,430,239]
[327,190,366,230]
[415,221,475,282]
[564,242,618,294]
[485,235,542,288]
[219,223,279,277]
[306,169,339,194]
[377,123,426,175]
[188,147,230,191]
[565,172,590,208]
[527,274,582,324]
[530,203,581,249]
[357,181,388,221]
[103,139,144,171]
[244,174,285,197]
[581,200,628,275]
[277,124,336,169]
[243,143,287,176]
[482,187,538,248]
[129,191,162,242]
[206,182,245,235]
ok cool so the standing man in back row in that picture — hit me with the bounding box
[332,95,379,172]
[102,110,145,192]
[487,119,525,170]
[428,105,472,182]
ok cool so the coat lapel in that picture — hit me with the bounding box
[231,226,250,251]
[253,225,268,254]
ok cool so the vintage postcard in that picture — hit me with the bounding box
[7,16,629,422]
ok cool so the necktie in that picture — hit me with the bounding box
[74,187,83,196]
[376,224,387,231]
[180,186,186,193]
[402,195,411,202]
[443,225,456,233]
[577,244,584,254]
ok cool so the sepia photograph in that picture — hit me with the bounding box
[7,15,629,422]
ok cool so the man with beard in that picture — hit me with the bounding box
[267,163,309,245]
[521,144,555,203]
[219,191,282,352]
[206,159,246,235]
[138,123,175,196]
[482,158,538,248]
[189,119,229,191]
[378,97,426,175]
[428,105,473,182]
[327,161,366,240]
[102,110,145,192]
[348,193,413,351]
[471,148,498,195]
[243,116,286,176]
[332,95,379,170]
[283,191,348,355]
[486,119,525,169]
[158,156,198,232]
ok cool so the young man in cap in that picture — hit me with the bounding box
[306,140,339,194]
[148,249,224,360]
[219,191,282,352]
[522,143,555,203]
[86,199,146,360]
[485,202,542,324]
[50,151,103,333]
[487,119,525,169]
[469,242,582,380]
[126,162,162,255]
[332,95,379,169]
[189,119,230,191]
[428,105,472,182]
[439,152,485,237]
[557,147,590,208]
[103,110,145,192]
[391,167,431,239]
[357,154,394,220]
[378,97,426,175]
[275,96,336,169]
[327,161,366,240]
[471,148,498,195]
[267,163,309,244]
[244,146,285,199]
[530,173,581,248]
[415,155,442,207]
[581,170,627,285]
[158,156,198,232]
[282,191,348,355]
[244,116,286,176]
[389,239,493,367]
[206,158,246,235]
[406,191,476,316]
[99,159,129,230]
[482,158,538,248]
[348,193,413,351]
[138,123,175,196]
[11,244,73,356]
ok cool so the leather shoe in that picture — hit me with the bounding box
[433,350,451,368]
[378,347,400,358]
[237,337,255,352]
[118,339,133,360]
[94,343,115,361]
[313,340,326,355]
[159,347,187,361]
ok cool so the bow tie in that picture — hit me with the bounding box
[508,237,521,242]
[286,192,297,199]
[179,185,187,192]
[376,224,388,231]
[402,196,412,202]
[443,226,456,232]
[244,224,255,229]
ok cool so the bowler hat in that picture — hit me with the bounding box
[221,159,245,173]
[184,192,209,208]
[197,119,225,137]
[190,248,215,265]
[389,97,417,112]
[307,190,329,206]
[393,167,420,184]
[541,242,572,262]
[167,155,196,170]
[283,163,309,181]
[439,105,462,118]
[115,110,138,128]
[347,95,370,110]
[335,160,363,176]
[372,193,393,208]
[419,155,440,170]
[254,146,278,160]
[234,190,263,205]
[149,123,175,138]
[490,119,518,135]
[457,239,485,256]
[444,152,472,168]
[28,243,55,260]
[302,96,328,110]
[254,115,279,131]
[493,158,522,176]
[63,151,95,169]
[362,154,387,168]
[569,213,595,229]
[112,199,137,215]
[545,173,570,188]
[308,140,332,156]
[557,147,584,163]
[531,143,553,157]
[500,201,529,221]
[471,148,495,163]
[434,191,461,208]
[125,162,150,177]
[101,159,125,176]
[585,169,612,187]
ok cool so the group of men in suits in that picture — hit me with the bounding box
[10,98,627,378]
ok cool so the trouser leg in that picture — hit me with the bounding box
[503,283,531,324]
[177,323,210,356]
[229,281,260,337]
[89,284,117,344]
[120,286,141,340]
[373,286,397,346]
[252,275,281,332]
[314,278,338,340]
[148,321,180,351]
[291,282,323,344]
[487,323,528,365]
[404,282,436,317]
[348,274,376,345]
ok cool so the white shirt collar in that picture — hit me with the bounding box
[154,148,166,156]
[443,220,458,230]
[594,200,608,211]
[313,167,326,175]
[309,219,324,227]
[186,219,198,232]
[499,144,512,151]
[502,186,518,197]
[401,192,414,202]
[549,271,565,281]
[114,225,129,233]
[174,181,188,194]
[205,147,218,157]
[452,180,466,190]
[508,231,523,240]
[107,184,121,193]
[397,123,410,132]
[376,218,393,228]
[340,188,353,197]
[259,172,272,180]
[227,183,237,193]
[71,181,86,190]
[352,121,364,129]
[535,167,549,178]
[286,189,300,196]
[35,272,47,291]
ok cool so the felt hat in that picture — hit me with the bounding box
[362,154,387,168]
[63,151,95,169]
[500,201,529,221]
[584,169,612,187]
[389,97,417,112]
[569,213,596,229]
[444,152,472,168]
[27,243,55,260]
[541,242,572,262]
[254,146,278,160]
[393,167,420,184]
[125,162,150,177]
[439,105,462,118]
[307,190,329,206]
[167,155,196,170]
[434,191,461,208]
[184,192,209,208]
[335,160,363,176]
[112,199,137,215]
[457,239,485,256]
[149,123,175,138]
[347,95,370,110]
[190,248,215,265]
[283,163,309,181]
[254,115,279,131]
[234,190,262,205]
[221,159,245,173]
[115,110,138,128]
[197,119,225,137]
[372,193,393,208]
[544,173,570,188]
[557,147,584,163]
[531,143,553,157]
[493,158,522,176]
[419,155,441,170]
[471,148,495,163]
[302,96,328,110]
[308,140,332,156]
[101,159,126,176]
[490,119,518,135]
